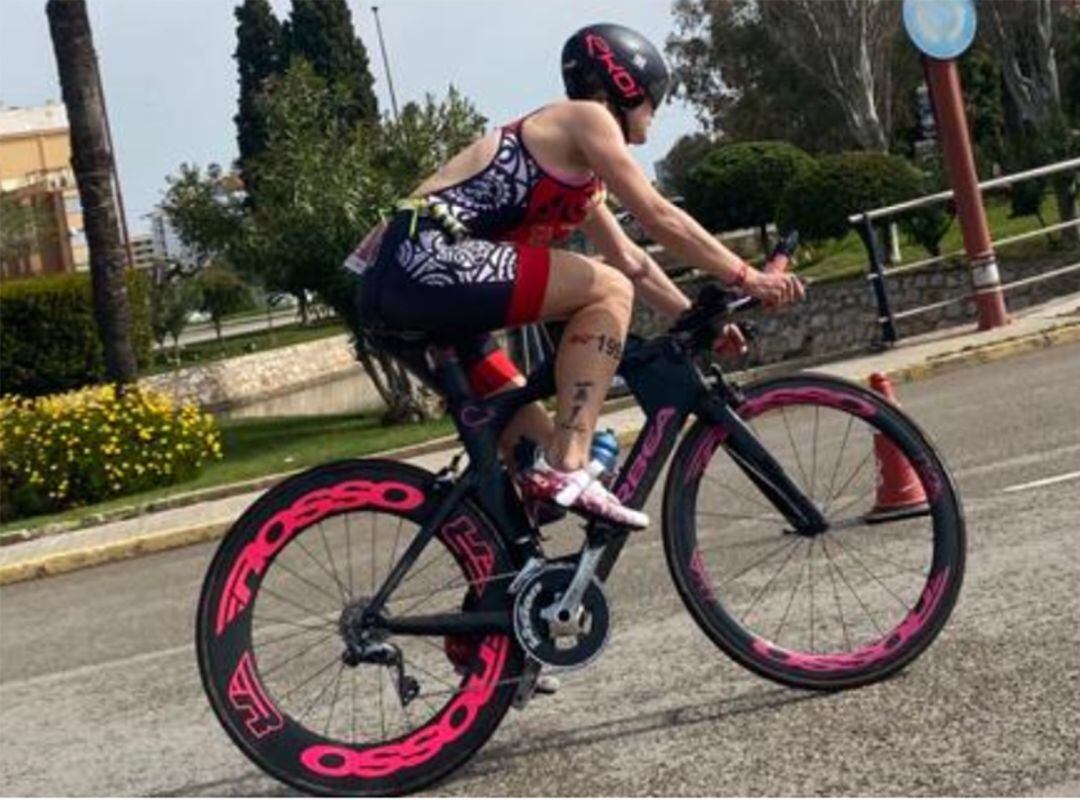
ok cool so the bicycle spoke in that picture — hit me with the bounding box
[830,535,913,613]
[702,472,776,515]
[378,667,387,741]
[773,541,810,642]
[835,535,929,579]
[404,656,461,693]
[387,516,406,589]
[276,653,342,704]
[294,536,348,603]
[256,583,335,623]
[274,548,346,607]
[721,537,802,585]
[828,482,879,521]
[261,631,339,678]
[323,659,346,738]
[350,661,358,744]
[741,537,801,622]
[808,539,816,653]
[780,406,812,492]
[296,660,345,726]
[253,614,337,634]
[395,570,471,617]
[370,513,378,596]
[810,406,820,502]
[824,537,884,637]
[697,509,787,525]
[256,623,339,651]
[822,414,856,507]
[822,540,852,652]
[318,521,350,602]
[344,512,355,601]
[823,448,875,517]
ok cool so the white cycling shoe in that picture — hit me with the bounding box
[518,455,650,530]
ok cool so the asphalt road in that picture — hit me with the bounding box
[2,342,1079,796]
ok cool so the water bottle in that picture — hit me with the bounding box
[588,429,620,487]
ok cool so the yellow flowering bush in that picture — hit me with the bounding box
[0,385,222,521]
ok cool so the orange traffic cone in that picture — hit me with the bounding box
[867,373,928,521]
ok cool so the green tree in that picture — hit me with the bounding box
[160,163,245,270]
[684,141,815,250]
[283,0,378,127]
[149,265,201,361]
[46,0,139,386]
[667,0,855,152]
[243,61,485,421]
[656,133,714,199]
[778,152,923,243]
[0,192,57,272]
[234,0,285,197]
[377,87,487,195]
[197,262,251,343]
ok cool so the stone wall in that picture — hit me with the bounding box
[633,246,1080,366]
[141,333,382,413]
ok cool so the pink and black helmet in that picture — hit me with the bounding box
[562,22,671,126]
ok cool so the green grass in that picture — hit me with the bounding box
[0,411,455,536]
[796,196,1070,284]
[145,318,347,376]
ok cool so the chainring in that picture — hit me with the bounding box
[512,563,610,669]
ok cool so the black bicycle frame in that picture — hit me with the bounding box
[370,333,825,638]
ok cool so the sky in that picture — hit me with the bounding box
[0,0,703,235]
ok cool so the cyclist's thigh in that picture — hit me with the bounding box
[539,249,632,321]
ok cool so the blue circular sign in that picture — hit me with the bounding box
[903,0,977,60]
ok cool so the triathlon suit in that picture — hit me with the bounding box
[344,110,605,396]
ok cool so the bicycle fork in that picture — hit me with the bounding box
[703,398,829,536]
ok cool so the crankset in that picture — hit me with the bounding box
[511,563,610,669]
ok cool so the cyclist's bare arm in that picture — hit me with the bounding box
[579,203,690,318]
[571,102,803,307]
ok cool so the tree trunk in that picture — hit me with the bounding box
[46,0,138,386]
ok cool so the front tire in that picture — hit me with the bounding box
[663,374,965,691]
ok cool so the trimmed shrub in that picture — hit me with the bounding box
[0,385,222,521]
[0,271,153,397]
[685,141,816,236]
[777,152,924,243]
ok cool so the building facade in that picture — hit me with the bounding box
[0,102,90,279]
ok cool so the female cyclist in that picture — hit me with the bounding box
[344,23,804,531]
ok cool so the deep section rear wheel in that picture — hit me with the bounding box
[196,459,522,796]
[663,374,965,690]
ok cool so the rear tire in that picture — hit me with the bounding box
[663,374,965,691]
[196,459,522,796]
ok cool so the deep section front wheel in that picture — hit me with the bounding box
[196,459,523,796]
[663,374,965,690]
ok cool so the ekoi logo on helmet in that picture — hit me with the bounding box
[584,34,645,101]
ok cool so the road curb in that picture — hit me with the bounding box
[0,521,229,586]
[881,322,1080,386]
[1,323,1076,588]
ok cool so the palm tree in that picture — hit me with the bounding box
[46,0,138,385]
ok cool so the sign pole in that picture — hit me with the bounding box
[923,57,1009,329]
[903,0,1010,331]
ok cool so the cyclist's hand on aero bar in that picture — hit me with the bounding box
[743,265,805,310]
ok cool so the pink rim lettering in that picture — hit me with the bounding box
[740,387,878,421]
[688,548,717,603]
[216,480,425,636]
[299,634,509,779]
[228,650,284,740]
[750,567,950,672]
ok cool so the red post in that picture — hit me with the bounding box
[923,57,1010,330]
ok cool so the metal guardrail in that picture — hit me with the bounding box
[849,157,1080,345]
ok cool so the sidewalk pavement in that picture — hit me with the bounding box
[2,293,1077,586]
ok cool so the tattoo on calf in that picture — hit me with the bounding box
[568,333,623,361]
[566,381,593,425]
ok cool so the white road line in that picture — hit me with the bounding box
[1003,470,1080,494]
